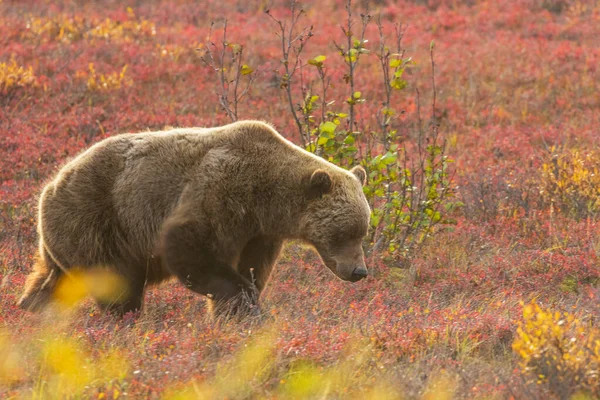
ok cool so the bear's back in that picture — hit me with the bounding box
[40,128,219,267]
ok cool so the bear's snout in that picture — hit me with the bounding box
[349,266,368,282]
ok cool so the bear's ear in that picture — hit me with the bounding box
[350,165,367,186]
[307,169,332,200]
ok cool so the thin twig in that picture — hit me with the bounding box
[266,1,314,147]
[199,19,257,122]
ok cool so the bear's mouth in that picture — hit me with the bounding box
[348,266,368,282]
[347,274,365,282]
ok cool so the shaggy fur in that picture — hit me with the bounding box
[17,120,371,316]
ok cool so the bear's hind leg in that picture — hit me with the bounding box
[94,274,146,317]
[17,246,63,312]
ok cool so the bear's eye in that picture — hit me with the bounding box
[348,221,368,239]
[331,225,367,243]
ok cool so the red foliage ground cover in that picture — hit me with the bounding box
[1,0,600,398]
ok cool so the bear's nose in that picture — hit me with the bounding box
[350,267,368,282]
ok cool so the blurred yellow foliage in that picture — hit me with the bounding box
[1,327,130,398]
[277,341,393,399]
[25,7,155,43]
[421,371,458,400]
[164,333,408,400]
[75,63,132,92]
[0,58,37,94]
[26,14,85,43]
[40,337,130,398]
[566,1,600,19]
[0,332,26,385]
[513,301,600,397]
[540,146,600,218]
[86,8,155,41]
[157,44,189,61]
[53,267,129,309]
[168,328,278,399]
[2,318,462,399]
[43,339,96,390]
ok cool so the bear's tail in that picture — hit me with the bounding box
[17,249,62,312]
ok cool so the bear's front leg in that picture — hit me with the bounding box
[160,218,259,319]
[237,236,283,293]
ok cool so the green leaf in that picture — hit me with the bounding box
[319,121,337,135]
[389,59,402,68]
[343,135,355,145]
[353,91,361,99]
[381,151,398,165]
[371,213,380,227]
[390,78,407,90]
[319,130,333,139]
[382,107,395,116]
[308,55,326,67]
[240,64,254,75]
[427,144,442,156]
[345,48,358,63]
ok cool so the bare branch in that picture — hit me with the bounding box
[198,19,257,122]
[336,0,371,132]
[265,0,314,147]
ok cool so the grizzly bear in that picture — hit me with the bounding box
[17,120,370,317]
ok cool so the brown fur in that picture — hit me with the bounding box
[17,121,371,317]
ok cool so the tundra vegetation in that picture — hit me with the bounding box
[1,0,600,398]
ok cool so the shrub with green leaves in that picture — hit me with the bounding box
[207,0,459,260]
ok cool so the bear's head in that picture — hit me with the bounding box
[301,165,371,282]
